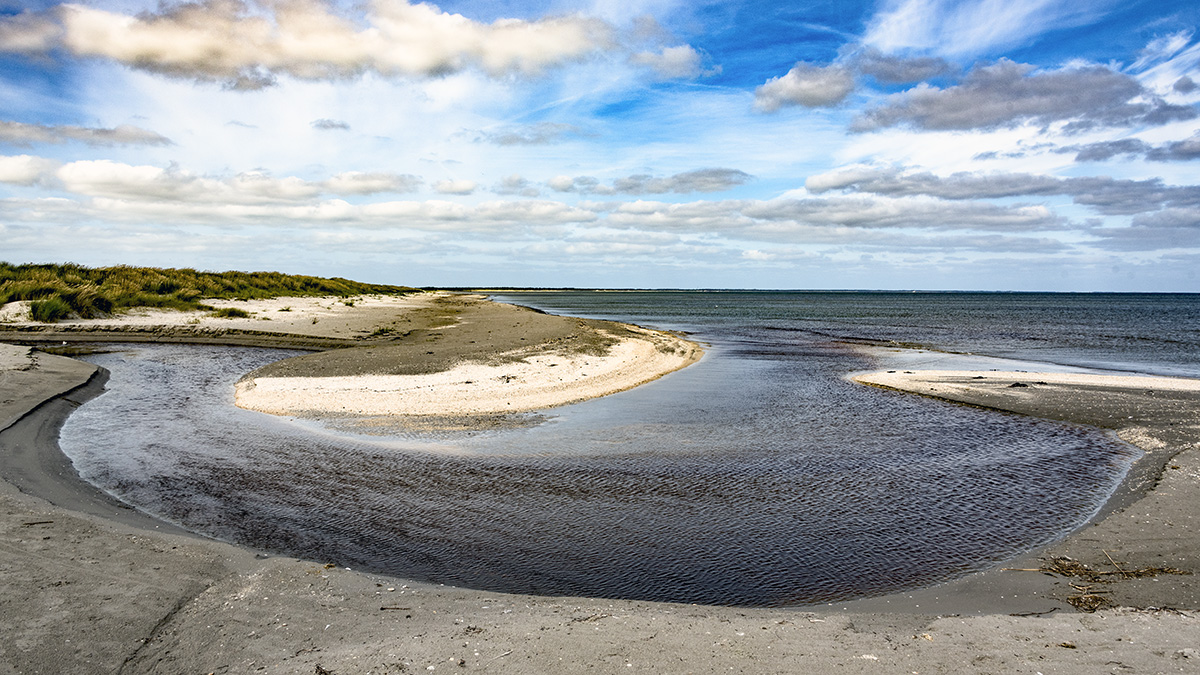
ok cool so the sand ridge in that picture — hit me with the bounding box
[235,324,700,417]
[854,369,1200,395]
[3,291,706,419]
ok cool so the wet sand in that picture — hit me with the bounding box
[2,308,1200,673]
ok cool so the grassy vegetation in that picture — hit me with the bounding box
[211,307,251,319]
[0,262,418,322]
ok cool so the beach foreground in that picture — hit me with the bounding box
[1,299,1199,673]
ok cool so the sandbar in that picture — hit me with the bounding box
[235,323,698,417]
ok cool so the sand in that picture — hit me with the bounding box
[3,292,703,422]
[235,324,698,417]
[2,309,1200,673]
[0,294,432,339]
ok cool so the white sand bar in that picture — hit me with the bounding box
[236,326,702,416]
[854,369,1200,396]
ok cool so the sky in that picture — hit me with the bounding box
[0,0,1198,290]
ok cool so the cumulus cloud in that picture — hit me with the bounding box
[1092,208,1200,251]
[0,195,598,232]
[547,175,582,193]
[0,0,615,86]
[1147,134,1200,162]
[1056,139,1150,162]
[1055,134,1200,162]
[806,165,1063,199]
[0,120,171,147]
[596,195,1063,236]
[433,179,477,195]
[852,49,954,84]
[324,171,421,194]
[55,161,325,203]
[851,59,1198,132]
[312,118,350,131]
[739,196,1061,232]
[549,169,751,195]
[630,45,714,80]
[1130,208,1200,230]
[479,122,579,146]
[1176,77,1198,94]
[0,155,61,186]
[4,156,421,202]
[493,174,539,197]
[0,10,59,52]
[754,62,855,112]
[614,169,753,194]
[806,164,1200,216]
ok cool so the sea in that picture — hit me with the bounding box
[58,291,1200,607]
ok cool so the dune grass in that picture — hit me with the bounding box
[1,262,418,322]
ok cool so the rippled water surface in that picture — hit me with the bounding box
[57,291,1184,607]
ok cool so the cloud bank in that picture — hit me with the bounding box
[549,169,752,195]
[0,121,171,146]
[851,60,1197,132]
[0,0,617,87]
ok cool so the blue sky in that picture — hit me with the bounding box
[0,0,1198,290]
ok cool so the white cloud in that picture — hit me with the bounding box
[0,120,171,146]
[47,159,424,203]
[805,164,1200,216]
[1132,31,1194,72]
[863,0,1116,58]
[1,0,617,87]
[311,118,350,131]
[754,62,855,112]
[325,172,421,195]
[630,45,709,80]
[852,48,955,84]
[433,179,478,195]
[0,155,61,186]
[547,175,578,192]
[0,10,59,52]
[548,169,751,195]
[479,122,579,146]
[493,174,539,197]
[851,60,1196,132]
[54,160,323,203]
[1134,34,1200,96]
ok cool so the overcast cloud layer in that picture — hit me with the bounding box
[0,0,1198,290]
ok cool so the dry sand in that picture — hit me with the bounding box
[2,309,1200,673]
[235,324,698,417]
[0,294,432,340]
[2,291,702,422]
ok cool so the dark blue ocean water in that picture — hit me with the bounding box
[58,292,1197,606]
[492,291,1200,378]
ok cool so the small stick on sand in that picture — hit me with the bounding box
[1103,550,1132,579]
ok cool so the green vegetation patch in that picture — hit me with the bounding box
[211,307,251,319]
[0,262,417,323]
